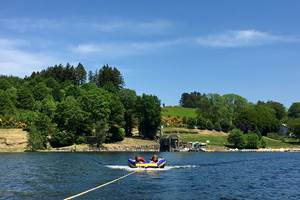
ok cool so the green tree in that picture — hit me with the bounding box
[27,113,55,150]
[91,65,124,91]
[79,85,111,133]
[227,129,245,149]
[265,101,286,121]
[245,133,259,149]
[40,96,56,119]
[16,87,35,110]
[95,119,109,147]
[27,124,45,151]
[49,130,74,148]
[288,102,300,119]
[0,90,15,115]
[0,79,11,90]
[234,104,279,136]
[136,94,161,139]
[55,96,88,135]
[75,63,87,85]
[196,115,208,130]
[32,82,51,101]
[187,118,197,129]
[119,89,137,136]
[288,118,300,138]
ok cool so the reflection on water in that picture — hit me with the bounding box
[0,152,300,200]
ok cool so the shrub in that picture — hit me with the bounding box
[220,119,232,132]
[245,133,259,149]
[187,118,197,129]
[76,136,86,144]
[228,129,245,149]
[27,124,45,151]
[50,130,74,148]
[206,120,214,131]
[108,126,125,142]
[214,121,222,131]
[260,138,266,148]
[197,115,207,130]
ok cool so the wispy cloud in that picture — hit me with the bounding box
[196,30,300,48]
[0,37,60,77]
[70,39,184,57]
[0,18,172,34]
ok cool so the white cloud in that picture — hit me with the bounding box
[196,30,300,48]
[70,39,184,57]
[0,37,59,77]
[0,18,172,34]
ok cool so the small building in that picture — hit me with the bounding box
[279,124,289,136]
[160,134,179,152]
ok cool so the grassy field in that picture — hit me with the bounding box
[179,134,228,146]
[164,127,300,148]
[262,136,298,148]
[162,106,197,118]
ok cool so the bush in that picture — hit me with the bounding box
[245,133,259,149]
[228,129,245,149]
[197,116,207,130]
[187,118,197,129]
[220,119,232,132]
[260,138,266,148]
[107,126,125,142]
[214,121,221,131]
[206,120,214,131]
[76,136,86,144]
[50,130,74,148]
[27,124,46,151]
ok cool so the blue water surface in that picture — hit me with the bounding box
[0,152,299,200]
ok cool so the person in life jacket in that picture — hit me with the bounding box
[135,156,146,163]
[150,154,158,163]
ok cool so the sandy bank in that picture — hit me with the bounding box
[0,129,27,152]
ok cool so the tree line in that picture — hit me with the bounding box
[0,64,161,150]
[180,92,300,139]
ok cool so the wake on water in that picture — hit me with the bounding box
[106,165,197,171]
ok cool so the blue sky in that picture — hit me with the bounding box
[1,0,300,106]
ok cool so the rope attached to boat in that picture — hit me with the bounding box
[64,171,136,200]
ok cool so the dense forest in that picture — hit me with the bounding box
[0,64,161,150]
[179,92,300,139]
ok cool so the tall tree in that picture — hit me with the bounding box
[91,65,124,91]
[136,94,161,139]
[16,87,35,110]
[288,102,300,119]
[54,96,88,135]
[0,90,15,115]
[265,101,286,121]
[75,63,87,85]
[32,82,51,101]
[119,89,137,136]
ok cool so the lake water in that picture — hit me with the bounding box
[0,152,300,200]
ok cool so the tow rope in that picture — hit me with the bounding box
[64,171,136,200]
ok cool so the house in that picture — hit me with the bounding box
[159,134,179,152]
[278,124,289,136]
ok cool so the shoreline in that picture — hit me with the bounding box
[1,146,300,153]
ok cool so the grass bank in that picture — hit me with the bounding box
[162,106,197,118]
[164,127,300,149]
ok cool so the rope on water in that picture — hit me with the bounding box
[64,171,136,200]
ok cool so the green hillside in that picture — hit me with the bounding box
[162,106,197,118]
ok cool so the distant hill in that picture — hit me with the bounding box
[162,106,197,118]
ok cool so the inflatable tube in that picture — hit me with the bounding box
[128,158,166,168]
